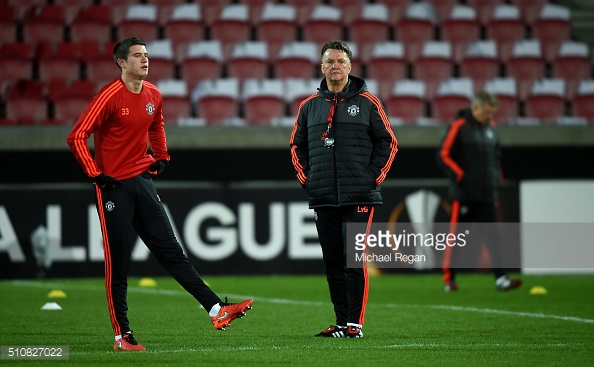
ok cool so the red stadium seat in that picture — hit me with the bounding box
[180,41,224,90]
[484,77,518,125]
[237,0,270,25]
[48,79,96,125]
[367,42,407,102]
[22,5,65,44]
[52,0,94,24]
[145,0,187,26]
[328,0,367,25]
[118,4,159,43]
[275,42,319,79]
[465,0,503,26]
[6,0,45,21]
[486,4,525,63]
[532,4,572,63]
[524,79,566,124]
[210,4,250,61]
[227,42,269,83]
[163,3,204,62]
[460,40,499,94]
[143,39,176,84]
[242,79,286,125]
[387,79,427,124]
[70,4,112,44]
[441,5,480,64]
[375,0,413,25]
[0,2,17,44]
[514,0,548,26]
[83,40,120,88]
[349,3,391,64]
[302,5,343,50]
[284,0,321,26]
[256,3,298,62]
[0,43,35,91]
[552,41,592,101]
[506,40,545,101]
[192,78,240,125]
[572,80,594,123]
[426,0,458,24]
[5,80,48,125]
[397,2,437,63]
[157,79,191,124]
[414,41,454,101]
[194,0,232,27]
[101,0,141,26]
[432,78,473,122]
[36,41,81,83]
[285,78,319,116]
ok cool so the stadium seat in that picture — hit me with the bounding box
[227,41,269,83]
[328,0,367,25]
[5,80,48,126]
[397,2,437,63]
[465,0,502,26]
[426,0,458,24]
[145,0,188,26]
[242,79,286,125]
[237,0,270,25]
[101,0,140,25]
[432,78,474,122]
[180,41,224,90]
[532,4,572,63]
[210,4,250,61]
[157,79,191,124]
[83,40,120,88]
[22,5,66,44]
[144,40,175,84]
[514,0,548,26]
[194,0,232,27]
[0,42,35,91]
[118,4,159,43]
[48,79,96,125]
[285,78,320,116]
[52,0,94,25]
[191,78,240,125]
[163,3,204,63]
[552,41,592,101]
[284,0,323,26]
[524,79,566,124]
[349,3,391,64]
[413,41,454,101]
[69,4,112,44]
[346,42,362,79]
[572,80,594,123]
[6,0,45,21]
[484,77,518,125]
[486,4,525,63]
[441,5,480,64]
[387,79,427,124]
[36,41,81,83]
[460,40,500,94]
[506,39,545,101]
[375,0,413,25]
[275,42,319,79]
[0,2,17,44]
[302,5,343,50]
[256,3,298,62]
[366,41,407,102]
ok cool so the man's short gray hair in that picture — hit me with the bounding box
[472,92,499,108]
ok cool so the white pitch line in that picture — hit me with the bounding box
[7,280,594,324]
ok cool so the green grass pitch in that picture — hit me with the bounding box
[0,273,593,366]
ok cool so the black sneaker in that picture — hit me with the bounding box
[345,326,363,338]
[315,325,346,338]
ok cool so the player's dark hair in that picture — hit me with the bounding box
[472,92,499,108]
[113,37,146,71]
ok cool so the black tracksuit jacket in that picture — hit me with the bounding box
[290,75,398,208]
[436,108,501,203]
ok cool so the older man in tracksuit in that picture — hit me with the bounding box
[436,92,522,292]
[290,40,398,338]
